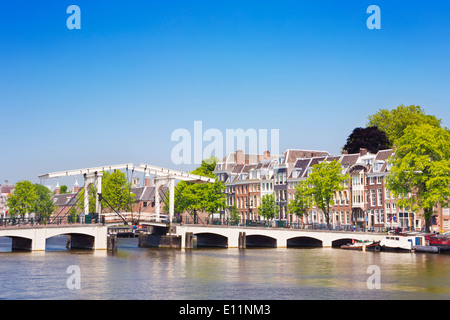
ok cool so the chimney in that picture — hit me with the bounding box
[145,173,151,187]
[342,150,348,155]
[55,183,60,195]
[236,150,244,165]
[263,150,271,159]
[73,180,81,193]
[359,148,368,156]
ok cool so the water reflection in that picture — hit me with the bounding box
[0,237,449,299]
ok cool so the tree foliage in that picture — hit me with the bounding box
[367,105,442,146]
[343,126,390,154]
[229,203,239,220]
[6,180,38,218]
[258,193,276,220]
[101,170,135,213]
[170,157,226,221]
[75,170,135,214]
[60,185,69,194]
[287,180,312,219]
[386,124,450,232]
[291,160,348,227]
[33,183,55,219]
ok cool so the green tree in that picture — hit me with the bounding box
[101,170,135,213]
[343,126,390,154]
[68,206,80,223]
[33,184,55,220]
[6,180,38,218]
[287,180,312,220]
[385,124,450,232]
[60,185,69,194]
[170,157,226,223]
[304,160,348,228]
[229,203,239,221]
[258,193,276,220]
[367,105,442,147]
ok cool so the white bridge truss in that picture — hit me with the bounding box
[38,163,215,228]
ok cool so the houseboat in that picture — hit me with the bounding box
[380,232,435,253]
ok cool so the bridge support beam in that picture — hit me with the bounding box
[238,232,246,249]
[154,176,175,226]
[83,172,103,218]
[322,239,333,248]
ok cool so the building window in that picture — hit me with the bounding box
[377,189,383,206]
[371,190,376,207]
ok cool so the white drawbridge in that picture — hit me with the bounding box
[38,163,215,228]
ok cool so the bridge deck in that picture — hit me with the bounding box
[174,224,385,249]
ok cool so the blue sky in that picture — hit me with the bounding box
[1,0,449,185]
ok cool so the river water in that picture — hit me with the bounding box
[0,236,449,300]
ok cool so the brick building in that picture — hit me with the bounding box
[214,148,450,233]
[0,180,15,218]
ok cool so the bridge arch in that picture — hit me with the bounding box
[331,238,354,248]
[194,232,228,248]
[0,235,33,251]
[287,236,322,248]
[246,234,277,248]
[60,233,95,250]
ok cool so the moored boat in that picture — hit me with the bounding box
[380,232,434,253]
[429,233,450,253]
[380,235,413,252]
[341,240,380,251]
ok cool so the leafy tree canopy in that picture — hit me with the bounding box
[287,180,312,219]
[291,160,348,227]
[169,157,226,220]
[101,170,135,213]
[258,193,276,220]
[6,180,38,218]
[343,126,390,154]
[33,183,55,219]
[367,104,442,146]
[60,185,69,194]
[386,124,450,232]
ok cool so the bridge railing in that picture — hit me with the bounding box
[0,215,105,228]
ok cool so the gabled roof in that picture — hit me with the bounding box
[131,186,168,201]
[52,193,78,206]
[375,149,394,161]
[340,153,360,166]
[283,149,330,164]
